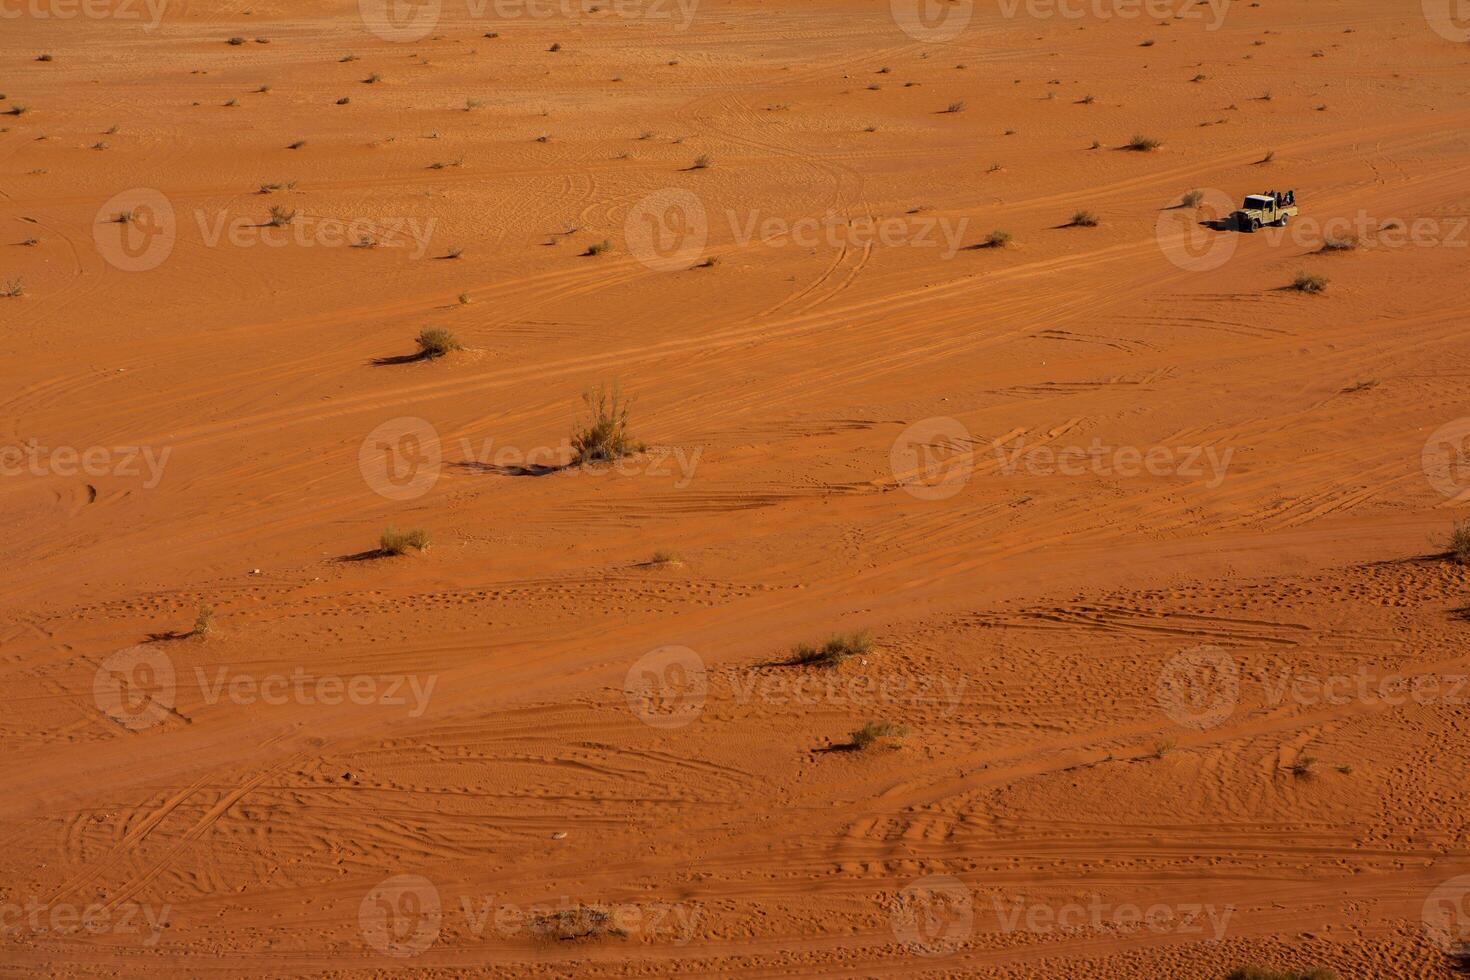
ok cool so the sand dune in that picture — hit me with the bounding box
[3,0,1469,976]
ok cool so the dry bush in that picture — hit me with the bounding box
[789,631,872,667]
[380,527,430,555]
[571,383,645,463]
[850,721,909,750]
[416,327,460,358]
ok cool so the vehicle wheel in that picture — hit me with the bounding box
[1278,214,1289,227]
[1250,218,1261,232]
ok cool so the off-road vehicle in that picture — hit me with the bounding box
[1232,192,1298,232]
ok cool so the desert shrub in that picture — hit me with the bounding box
[1320,235,1357,252]
[1290,755,1317,777]
[851,721,909,750]
[192,602,215,637]
[1260,149,1275,163]
[1125,134,1161,151]
[1291,271,1328,293]
[789,631,872,667]
[571,383,644,463]
[583,239,611,256]
[1078,94,1095,104]
[288,139,305,150]
[228,36,245,45]
[1448,519,1470,565]
[416,327,460,358]
[380,526,429,555]
[982,229,1012,248]
[267,205,295,227]
[1154,737,1176,757]
[531,906,626,941]
[944,100,966,113]
[649,550,680,565]
[1070,210,1099,227]
[692,153,712,169]
[1181,189,1204,207]
[37,54,54,62]
[2,278,23,298]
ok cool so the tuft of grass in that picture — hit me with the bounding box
[1139,38,1155,47]
[1078,94,1095,104]
[944,100,966,113]
[379,526,430,555]
[1181,189,1204,208]
[850,721,909,751]
[228,36,246,45]
[549,42,562,52]
[7,105,31,116]
[3,278,24,298]
[789,631,872,668]
[648,549,681,565]
[1290,271,1328,293]
[1153,737,1177,758]
[288,139,305,150]
[364,73,381,84]
[571,382,645,464]
[981,229,1012,249]
[444,247,463,259]
[583,239,611,256]
[1069,210,1099,227]
[37,53,54,62]
[691,153,712,169]
[1259,149,1275,164]
[1124,134,1161,151]
[336,96,351,105]
[1320,235,1357,252]
[1447,518,1470,565]
[192,602,215,638]
[267,205,295,227]
[1290,755,1317,778]
[1226,968,1339,980]
[530,906,626,941]
[457,292,472,305]
[416,327,460,358]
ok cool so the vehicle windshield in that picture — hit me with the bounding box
[1244,196,1275,208]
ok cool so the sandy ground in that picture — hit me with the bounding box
[3,0,1470,976]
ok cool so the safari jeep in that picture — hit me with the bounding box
[1231,193,1298,232]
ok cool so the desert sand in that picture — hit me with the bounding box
[3,0,1470,976]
